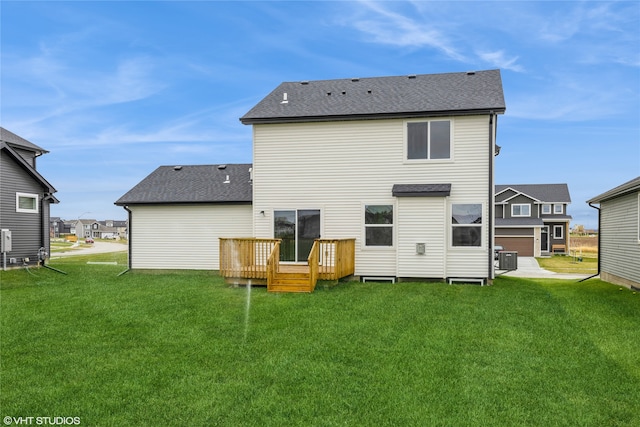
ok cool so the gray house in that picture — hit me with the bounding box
[0,127,58,266]
[115,164,253,270]
[495,184,572,257]
[587,177,640,289]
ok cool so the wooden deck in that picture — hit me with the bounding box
[219,238,355,293]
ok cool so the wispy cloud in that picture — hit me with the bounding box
[477,50,524,72]
[350,0,466,61]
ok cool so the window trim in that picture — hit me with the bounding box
[553,204,563,214]
[511,204,531,217]
[363,204,394,248]
[553,225,563,239]
[16,192,39,213]
[541,204,551,215]
[451,203,483,248]
[405,118,453,162]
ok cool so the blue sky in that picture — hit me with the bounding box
[1,1,638,229]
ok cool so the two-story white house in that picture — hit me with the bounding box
[240,70,505,284]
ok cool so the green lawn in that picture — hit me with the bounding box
[1,255,638,426]
[537,254,598,274]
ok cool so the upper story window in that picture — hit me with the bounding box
[16,192,38,213]
[407,120,451,160]
[452,204,482,247]
[554,204,563,214]
[541,204,551,214]
[364,205,393,247]
[511,204,531,217]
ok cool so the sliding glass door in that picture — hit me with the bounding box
[274,209,320,262]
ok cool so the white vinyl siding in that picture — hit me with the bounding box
[599,192,640,286]
[252,115,492,279]
[129,204,252,270]
[396,197,446,278]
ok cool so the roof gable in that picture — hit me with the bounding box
[0,127,48,154]
[241,70,505,124]
[495,184,571,204]
[115,164,253,205]
[0,142,57,193]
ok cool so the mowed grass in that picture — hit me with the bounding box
[537,254,598,274]
[1,256,639,426]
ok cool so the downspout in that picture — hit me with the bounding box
[118,205,132,276]
[579,203,601,282]
[488,111,495,283]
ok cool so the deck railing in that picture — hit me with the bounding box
[267,241,281,288]
[307,240,319,291]
[219,238,280,279]
[219,237,355,283]
[316,239,356,280]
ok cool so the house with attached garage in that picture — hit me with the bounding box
[495,184,572,257]
[115,164,252,270]
[117,69,506,290]
[0,127,58,267]
[586,176,640,290]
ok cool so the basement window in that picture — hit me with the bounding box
[16,192,38,213]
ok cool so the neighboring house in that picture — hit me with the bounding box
[115,164,253,270]
[0,127,58,266]
[586,177,640,290]
[240,70,505,283]
[100,220,128,239]
[495,184,572,257]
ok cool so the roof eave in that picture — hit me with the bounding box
[240,108,506,125]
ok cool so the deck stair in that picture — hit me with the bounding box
[268,265,313,293]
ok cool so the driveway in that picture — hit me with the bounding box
[51,241,127,258]
[497,257,595,280]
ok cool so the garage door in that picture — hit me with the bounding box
[496,237,534,256]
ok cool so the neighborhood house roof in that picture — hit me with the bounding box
[0,127,48,155]
[115,164,253,205]
[586,176,640,204]
[241,69,506,124]
[495,184,571,204]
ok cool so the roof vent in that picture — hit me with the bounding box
[173,166,183,171]
[351,78,360,82]
[217,164,227,170]
[327,92,331,96]
[300,81,309,85]
[408,74,417,79]
[466,71,476,75]
[224,175,230,184]
[281,93,288,104]
[341,91,346,95]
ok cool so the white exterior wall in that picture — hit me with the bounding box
[129,204,252,270]
[600,192,640,287]
[252,115,493,279]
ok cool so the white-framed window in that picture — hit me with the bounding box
[16,192,38,213]
[364,205,393,247]
[511,204,531,217]
[541,204,552,215]
[452,203,482,247]
[553,225,563,239]
[406,120,451,160]
[554,204,563,214]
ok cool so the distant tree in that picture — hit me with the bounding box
[573,224,585,236]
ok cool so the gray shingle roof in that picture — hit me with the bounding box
[115,164,253,205]
[241,69,505,124]
[0,127,48,154]
[586,176,640,204]
[495,184,571,203]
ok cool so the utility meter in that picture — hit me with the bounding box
[1,229,12,253]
